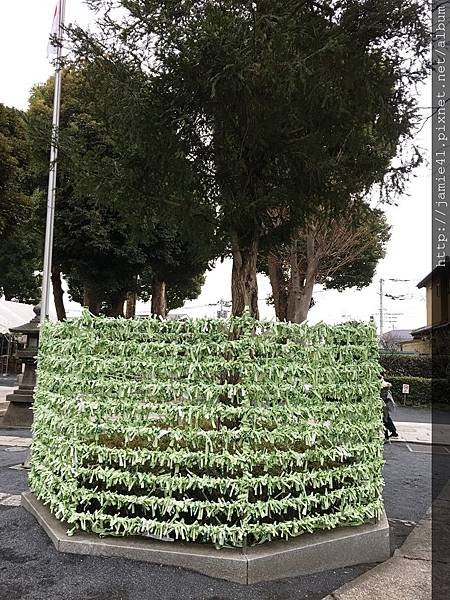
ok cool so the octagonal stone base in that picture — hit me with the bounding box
[21,492,390,584]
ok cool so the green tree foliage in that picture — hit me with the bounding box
[167,273,205,313]
[136,226,211,315]
[0,103,40,302]
[27,68,217,317]
[28,73,139,316]
[69,0,429,317]
[0,104,31,234]
[63,57,221,315]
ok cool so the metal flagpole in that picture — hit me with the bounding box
[40,0,67,323]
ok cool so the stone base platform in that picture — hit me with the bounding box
[2,401,33,428]
[22,492,390,584]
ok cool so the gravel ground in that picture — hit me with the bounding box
[0,441,447,600]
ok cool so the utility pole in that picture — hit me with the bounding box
[379,278,384,336]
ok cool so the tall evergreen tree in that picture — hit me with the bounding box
[28,67,218,317]
[69,0,428,317]
[0,103,40,302]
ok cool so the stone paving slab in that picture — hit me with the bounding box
[323,517,432,600]
[326,556,431,600]
[0,435,31,447]
[395,421,431,444]
[0,492,21,506]
[21,492,390,585]
[392,421,450,446]
[394,508,431,562]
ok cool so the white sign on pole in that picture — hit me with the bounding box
[402,384,410,394]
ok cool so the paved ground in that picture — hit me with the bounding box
[393,421,450,446]
[0,428,32,439]
[323,483,450,600]
[395,405,450,424]
[395,406,426,422]
[0,375,18,387]
[323,512,434,600]
[0,386,16,399]
[1,437,448,599]
[389,406,450,445]
[0,386,16,419]
[0,406,448,599]
[0,376,17,404]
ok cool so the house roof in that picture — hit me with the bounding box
[0,299,35,335]
[411,322,450,336]
[417,259,450,289]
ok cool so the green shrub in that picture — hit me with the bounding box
[388,376,449,406]
[379,354,450,379]
[30,312,384,548]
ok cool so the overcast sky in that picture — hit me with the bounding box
[0,0,431,331]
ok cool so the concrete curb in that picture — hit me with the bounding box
[22,492,390,585]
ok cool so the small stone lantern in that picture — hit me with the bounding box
[3,304,41,428]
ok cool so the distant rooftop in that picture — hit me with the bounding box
[380,329,413,342]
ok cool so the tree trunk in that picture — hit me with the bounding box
[151,279,167,317]
[267,252,288,321]
[287,230,318,324]
[83,287,100,316]
[231,234,259,319]
[125,291,136,319]
[288,280,314,324]
[107,293,126,317]
[51,268,66,321]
